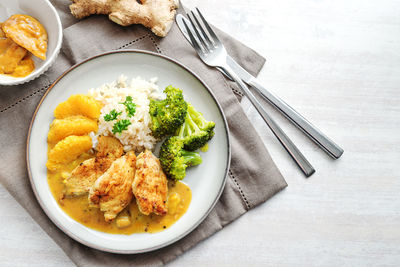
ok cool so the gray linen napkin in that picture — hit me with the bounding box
[0,1,287,265]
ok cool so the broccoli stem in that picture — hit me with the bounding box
[181,149,202,166]
[188,104,207,128]
[177,119,186,138]
[187,111,201,133]
[178,111,202,139]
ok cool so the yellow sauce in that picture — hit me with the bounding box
[0,36,34,77]
[47,152,192,234]
[9,54,34,77]
[0,14,47,78]
[2,14,47,60]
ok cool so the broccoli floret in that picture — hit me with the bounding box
[159,136,202,180]
[175,103,216,151]
[149,86,187,139]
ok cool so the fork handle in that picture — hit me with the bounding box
[222,65,315,177]
[248,78,344,159]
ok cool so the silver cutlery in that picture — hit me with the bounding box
[182,8,315,177]
[176,13,343,159]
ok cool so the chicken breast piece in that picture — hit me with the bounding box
[63,136,124,197]
[64,157,113,196]
[96,135,124,158]
[89,151,137,222]
[132,150,168,216]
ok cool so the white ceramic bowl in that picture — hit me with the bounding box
[0,0,62,85]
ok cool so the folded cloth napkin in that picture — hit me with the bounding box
[0,1,287,265]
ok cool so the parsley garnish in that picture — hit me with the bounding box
[112,119,131,134]
[103,109,122,121]
[120,96,136,117]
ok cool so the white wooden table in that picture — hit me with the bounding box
[1,0,400,265]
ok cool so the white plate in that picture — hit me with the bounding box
[27,50,230,254]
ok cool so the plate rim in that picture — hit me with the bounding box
[26,49,231,254]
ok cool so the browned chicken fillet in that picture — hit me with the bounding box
[64,157,113,196]
[132,150,168,216]
[63,136,124,196]
[95,135,124,158]
[89,151,137,222]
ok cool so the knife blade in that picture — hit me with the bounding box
[176,14,344,159]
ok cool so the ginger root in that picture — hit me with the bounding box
[70,0,179,37]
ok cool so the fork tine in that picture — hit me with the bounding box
[190,10,214,49]
[187,12,211,52]
[182,19,204,54]
[195,8,220,43]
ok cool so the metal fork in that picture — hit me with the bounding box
[183,8,315,177]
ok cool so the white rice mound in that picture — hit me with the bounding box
[88,75,162,153]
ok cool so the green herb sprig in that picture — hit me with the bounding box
[103,109,122,122]
[120,96,137,117]
[112,119,131,134]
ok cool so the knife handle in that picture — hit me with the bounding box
[222,64,315,177]
[248,78,344,159]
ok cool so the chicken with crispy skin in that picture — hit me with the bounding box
[132,150,168,216]
[89,151,137,222]
[63,136,124,196]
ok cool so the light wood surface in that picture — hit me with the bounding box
[1,0,400,265]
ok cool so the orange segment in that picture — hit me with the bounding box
[47,115,98,143]
[2,14,47,60]
[46,135,93,171]
[54,95,101,120]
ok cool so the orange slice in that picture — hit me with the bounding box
[47,115,98,143]
[46,135,93,171]
[54,95,101,120]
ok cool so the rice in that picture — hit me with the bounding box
[88,75,162,152]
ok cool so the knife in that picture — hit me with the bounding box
[176,14,344,159]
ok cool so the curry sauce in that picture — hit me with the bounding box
[0,35,34,77]
[2,14,48,60]
[47,152,192,234]
[0,14,48,78]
